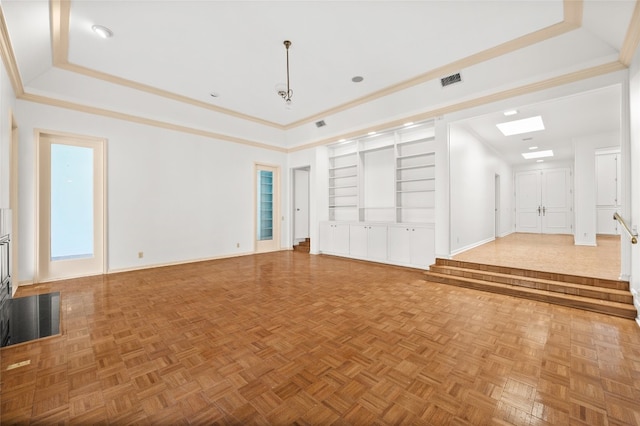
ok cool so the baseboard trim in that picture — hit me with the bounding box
[451,237,495,257]
[107,250,263,274]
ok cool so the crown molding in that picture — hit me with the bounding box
[620,0,640,66]
[20,93,287,152]
[288,61,626,153]
[0,0,635,155]
[0,7,23,96]
[48,0,588,131]
[49,0,285,130]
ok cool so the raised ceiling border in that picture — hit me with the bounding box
[0,1,638,154]
[49,0,282,130]
[50,0,584,130]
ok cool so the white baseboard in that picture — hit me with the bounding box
[451,236,495,257]
[107,250,259,274]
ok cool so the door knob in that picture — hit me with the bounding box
[537,206,541,216]
[542,206,546,216]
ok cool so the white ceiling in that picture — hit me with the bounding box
[461,85,622,165]
[0,0,636,160]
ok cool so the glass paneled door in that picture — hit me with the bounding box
[255,164,280,253]
[37,133,105,282]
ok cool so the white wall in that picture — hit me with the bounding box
[573,132,620,246]
[449,125,513,254]
[0,59,16,208]
[15,101,288,281]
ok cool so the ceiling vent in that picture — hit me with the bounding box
[440,73,462,87]
[315,120,327,128]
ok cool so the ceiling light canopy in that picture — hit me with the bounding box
[277,40,293,107]
[522,150,553,159]
[91,24,113,39]
[497,116,545,136]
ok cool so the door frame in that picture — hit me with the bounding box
[291,166,310,246]
[494,173,500,238]
[35,129,107,283]
[9,112,18,294]
[254,162,280,253]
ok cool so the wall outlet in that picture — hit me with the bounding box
[138,251,144,259]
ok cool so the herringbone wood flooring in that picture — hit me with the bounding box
[2,252,640,424]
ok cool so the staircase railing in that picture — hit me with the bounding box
[613,212,638,244]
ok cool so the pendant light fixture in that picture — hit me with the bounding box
[277,40,293,106]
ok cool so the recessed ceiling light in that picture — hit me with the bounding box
[352,76,364,83]
[91,24,113,39]
[536,159,544,163]
[497,116,545,136]
[522,150,553,160]
[404,122,414,127]
[529,146,538,150]
[368,131,376,136]
[209,92,219,98]
[338,139,346,142]
[503,110,518,116]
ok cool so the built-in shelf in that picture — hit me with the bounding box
[328,122,435,224]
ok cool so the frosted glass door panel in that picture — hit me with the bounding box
[50,144,94,260]
[257,170,273,241]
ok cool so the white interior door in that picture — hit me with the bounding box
[37,132,106,282]
[541,168,572,234]
[515,168,572,235]
[255,164,280,253]
[515,171,542,233]
[293,168,309,241]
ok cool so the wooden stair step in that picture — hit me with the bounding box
[428,264,633,304]
[423,271,637,319]
[293,238,311,253]
[435,258,629,290]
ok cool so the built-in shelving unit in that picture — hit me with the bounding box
[328,141,359,222]
[322,122,436,269]
[327,122,436,224]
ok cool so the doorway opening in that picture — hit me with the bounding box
[36,131,106,282]
[255,163,280,253]
[292,167,310,247]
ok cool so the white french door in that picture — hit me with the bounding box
[515,168,572,234]
[255,164,280,253]
[37,132,106,282]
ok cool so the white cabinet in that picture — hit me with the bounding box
[349,224,387,261]
[388,225,434,268]
[319,222,350,255]
[320,221,434,269]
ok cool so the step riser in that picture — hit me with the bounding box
[429,265,633,304]
[425,273,636,320]
[435,258,628,290]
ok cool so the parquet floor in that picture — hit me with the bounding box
[453,233,621,280]
[2,251,640,425]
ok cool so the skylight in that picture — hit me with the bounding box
[522,150,553,160]
[497,116,545,136]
